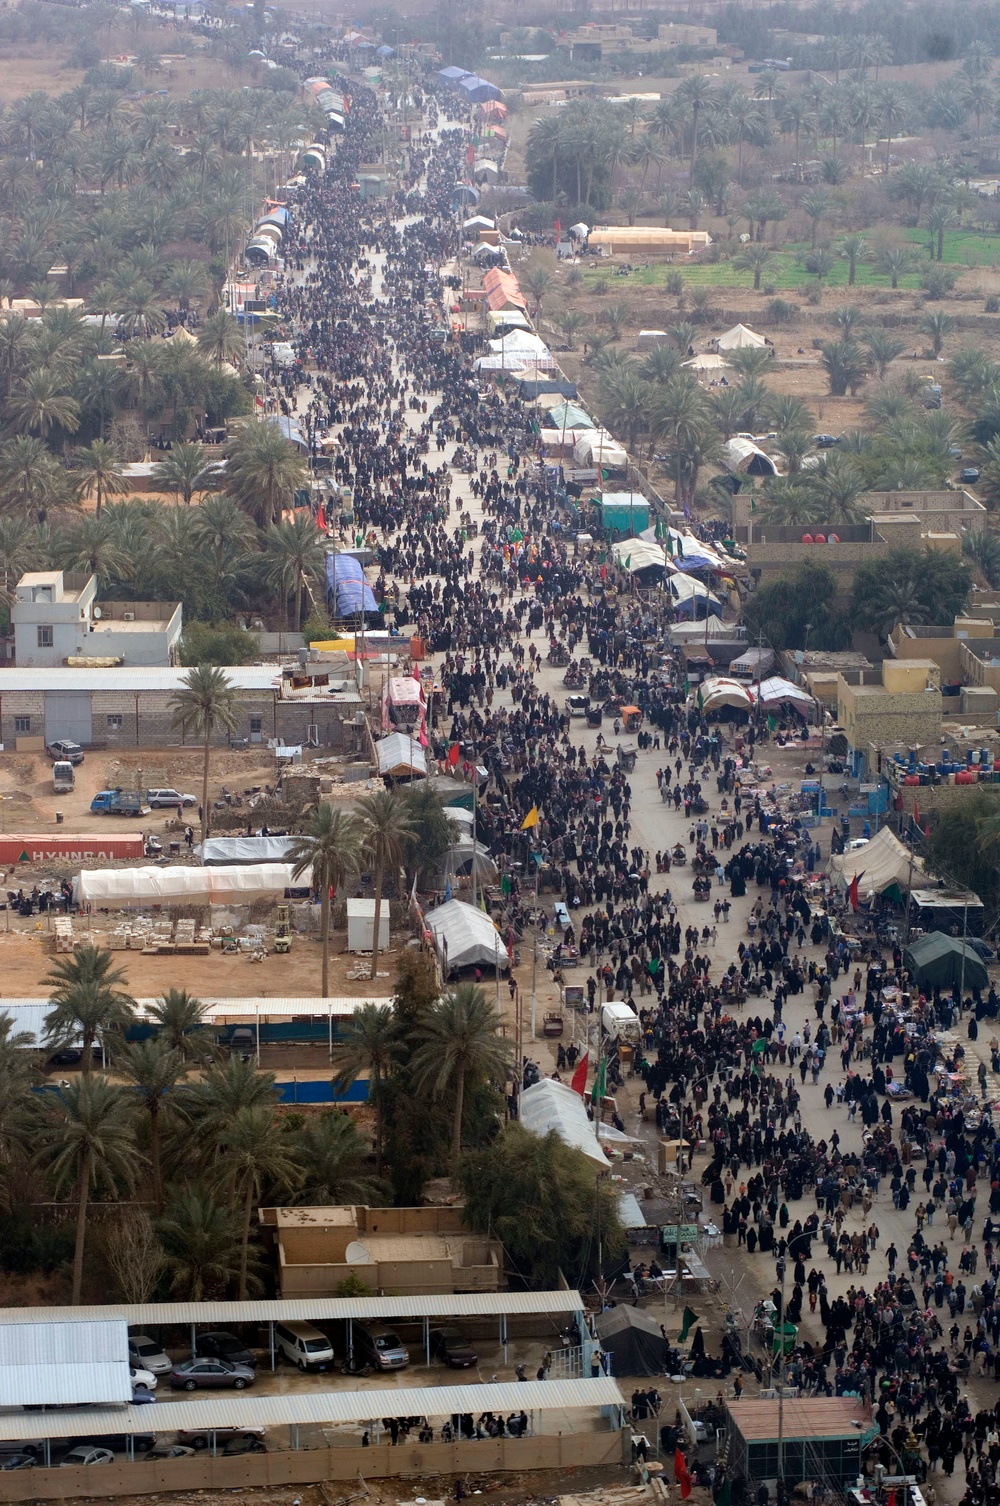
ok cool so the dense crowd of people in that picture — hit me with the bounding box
[261,69,1000,1506]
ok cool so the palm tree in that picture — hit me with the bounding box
[169,665,240,841]
[36,1076,141,1304]
[215,1105,299,1298]
[294,1113,385,1205]
[261,513,326,631]
[800,190,830,248]
[678,74,714,177]
[0,435,61,516]
[6,368,79,438]
[287,806,363,997]
[926,201,955,262]
[875,245,915,289]
[161,260,210,315]
[197,308,244,368]
[157,1187,249,1299]
[43,944,136,1075]
[922,311,955,358]
[411,985,512,1167]
[332,1004,401,1174]
[838,233,869,286]
[226,422,307,529]
[778,95,815,178]
[149,988,216,1061]
[115,1038,187,1211]
[735,244,773,290]
[182,1056,279,1151]
[0,515,38,604]
[862,330,905,379]
[358,789,415,982]
[812,452,867,520]
[152,441,215,506]
[73,439,127,517]
[53,513,135,590]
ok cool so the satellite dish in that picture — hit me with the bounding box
[92,607,102,619]
[345,1240,372,1265]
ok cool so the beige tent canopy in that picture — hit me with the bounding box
[828,827,922,898]
[714,323,767,351]
[588,226,712,255]
[682,353,731,374]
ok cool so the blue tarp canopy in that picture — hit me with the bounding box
[438,65,471,82]
[327,554,378,619]
[265,415,309,453]
[456,75,504,102]
[258,206,289,228]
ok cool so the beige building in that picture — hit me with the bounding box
[889,617,998,688]
[837,659,943,768]
[262,1205,504,1298]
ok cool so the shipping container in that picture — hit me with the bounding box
[0,834,145,865]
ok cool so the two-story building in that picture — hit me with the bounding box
[12,571,182,670]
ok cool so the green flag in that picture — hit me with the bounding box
[716,1478,732,1506]
[654,517,664,541]
[591,1056,607,1106]
[624,555,631,570]
[676,535,684,558]
[501,873,512,896]
[678,1306,698,1343]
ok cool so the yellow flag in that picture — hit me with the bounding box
[521,806,539,830]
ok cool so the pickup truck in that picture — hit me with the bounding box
[91,790,150,817]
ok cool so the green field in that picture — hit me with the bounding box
[580,226,1000,295]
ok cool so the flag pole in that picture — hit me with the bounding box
[471,772,478,910]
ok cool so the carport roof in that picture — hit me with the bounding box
[0,1290,585,1326]
[0,667,278,692]
[0,1377,624,1441]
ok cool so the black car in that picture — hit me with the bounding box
[961,467,981,485]
[194,1332,256,1368]
[47,1046,103,1069]
[812,433,840,448]
[429,1326,478,1368]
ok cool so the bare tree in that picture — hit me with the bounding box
[101,1209,164,1305]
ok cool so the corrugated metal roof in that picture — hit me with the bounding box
[0,1291,585,1326]
[0,1319,130,1408]
[0,998,394,1034]
[0,667,278,692]
[0,1377,624,1440]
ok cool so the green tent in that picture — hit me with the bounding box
[903,931,988,993]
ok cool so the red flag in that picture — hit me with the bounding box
[848,872,863,912]
[886,1490,896,1506]
[674,1449,692,1500]
[466,143,475,166]
[447,743,460,767]
[554,216,562,237]
[570,1051,589,1097]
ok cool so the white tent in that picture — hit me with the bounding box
[700,675,754,711]
[442,837,499,885]
[520,1078,610,1170]
[636,330,669,350]
[754,675,816,712]
[376,733,428,779]
[668,617,735,642]
[74,864,304,908]
[721,437,779,477]
[669,572,722,612]
[612,538,670,573]
[638,525,728,571]
[715,323,767,351]
[199,836,299,865]
[682,352,731,373]
[488,330,549,357]
[443,804,476,830]
[828,827,922,898]
[573,431,627,468]
[426,898,509,972]
[463,213,495,231]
